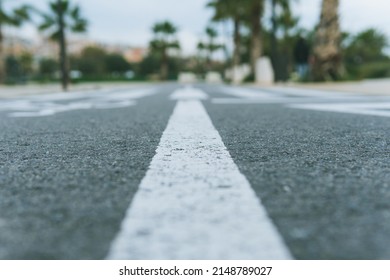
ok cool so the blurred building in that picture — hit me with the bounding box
[3,33,147,63]
[124,47,148,63]
[97,43,148,63]
[3,35,34,56]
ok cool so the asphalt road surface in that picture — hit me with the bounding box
[0,83,389,260]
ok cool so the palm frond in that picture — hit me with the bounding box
[38,15,56,31]
[152,21,177,35]
[70,6,80,19]
[168,41,180,49]
[0,10,17,25]
[49,30,62,41]
[39,0,87,39]
[71,19,87,33]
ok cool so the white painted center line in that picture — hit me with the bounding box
[107,87,292,260]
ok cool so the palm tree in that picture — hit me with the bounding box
[197,27,223,74]
[149,21,180,80]
[208,0,266,78]
[270,0,299,81]
[38,0,87,91]
[0,0,30,83]
[204,26,223,70]
[270,0,291,55]
[313,0,342,81]
[248,0,265,76]
[208,0,246,72]
[196,41,206,74]
[197,41,206,57]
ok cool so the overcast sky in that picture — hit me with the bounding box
[7,0,390,54]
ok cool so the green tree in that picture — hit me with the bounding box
[72,46,107,77]
[105,53,131,74]
[5,55,21,83]
[39,58,58,80]
[269,0,299,81]
[197,41,207,58]
[38,0,87,91]
[19,52,34,77]
[149,21,180,80]
[248,0,265,76]
[344,29,388,64]
[0,0,30,83]
[137,53,160,80]
[343,28,389,79]
[208,0,246,71]
[270,0,298,39]
[3,52,33,84]
[200,26,223,71]
[313,0,342,81]
[70,46,131,79]
[196,41,207,76]
[208,0,266,78]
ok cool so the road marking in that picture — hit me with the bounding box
[264,86,366,98]
[170,86,208,100]
[220,85,369,99]
[212,97,324,104]
[212,86,380,104]
[107,87,292,260]
[289,102,390,118]
[219,86,277,99]
[0,87,156,118]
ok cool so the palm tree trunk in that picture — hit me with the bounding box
[161,49,168,80]
[58,1,69,91]
[270,0,280,80]
[207,37,214,71]
[0,24,5,84]
[250,0,263,76]
[270,0,277,57]
[207,50,212,72]
[0,0,4,84]
[313,0,342,81]
[222,21,229,63]
[232,16,241,69]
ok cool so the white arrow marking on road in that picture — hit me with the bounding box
[107,86,292,260]
[0,88,156,118]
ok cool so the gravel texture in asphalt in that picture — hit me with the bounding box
[203,85,390,259]
[0,85,177,259]
[1,83,389,259]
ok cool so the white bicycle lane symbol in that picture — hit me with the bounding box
[0,88,155,118]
